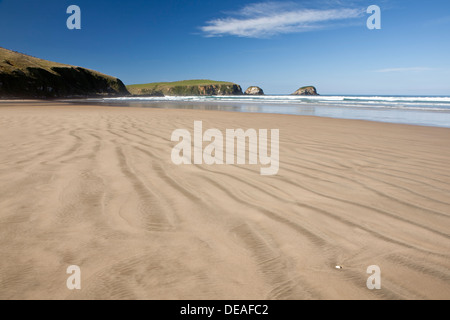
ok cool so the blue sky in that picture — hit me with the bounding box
[0,0,449,95]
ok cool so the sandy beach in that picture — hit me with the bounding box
[0,101,449,300]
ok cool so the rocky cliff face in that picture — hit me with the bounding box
[130,83,243,96]
[167,84,243,96]
[292,86,319,96]
[244,86,264,95]
[0,47,129,98]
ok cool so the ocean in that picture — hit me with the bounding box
[92,95,450,128]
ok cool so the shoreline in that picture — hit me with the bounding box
[2,98,450,129]
[0,101,449,299]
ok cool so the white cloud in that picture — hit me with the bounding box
[375,67,434,73]
[200,2,364,38]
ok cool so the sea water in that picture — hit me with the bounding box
[94,95,450,128]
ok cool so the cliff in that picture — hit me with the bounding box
[292,86,319,96]
[244,86,264,95]
[127,80,243,96]
[0,47,129,98]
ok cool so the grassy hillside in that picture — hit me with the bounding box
[127,80,243,96]
[128,80,235,89]
[0,47,129,98]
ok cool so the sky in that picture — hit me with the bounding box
[0,0,449,95]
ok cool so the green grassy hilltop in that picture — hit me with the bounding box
[127,80,243,96]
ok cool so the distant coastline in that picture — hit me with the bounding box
[1,47,319,99]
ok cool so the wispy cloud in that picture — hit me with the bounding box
[375,67,434,73]
[200,2,364,38]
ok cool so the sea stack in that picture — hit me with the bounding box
[244,86,264,95]
[292,86,319,96]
